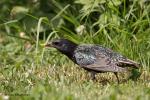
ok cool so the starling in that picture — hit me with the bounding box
[45,38,140,83]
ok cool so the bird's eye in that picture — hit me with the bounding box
[53,41,60,45]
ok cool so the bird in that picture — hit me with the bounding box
[45,38,140,83]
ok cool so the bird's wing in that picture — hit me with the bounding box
[110,52,140,68]
[82,55,127,72]
[95,46,140,69]
[74,45,128,72]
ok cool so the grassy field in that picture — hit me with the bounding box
[0,0,150,100]
[0,29,150,100]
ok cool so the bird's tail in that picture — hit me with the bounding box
[126,59,140,68]
[119,59,140,69]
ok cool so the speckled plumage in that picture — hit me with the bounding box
[73,45,128,72]
[46,39,140,82]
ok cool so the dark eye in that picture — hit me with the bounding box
[53,41,60,45]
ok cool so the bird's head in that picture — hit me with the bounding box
[45,38,77,54]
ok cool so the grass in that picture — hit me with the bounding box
[0,34,150,100]
[0,0,150,100]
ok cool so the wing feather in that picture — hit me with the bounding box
[74,44,138,72]
[82,56,127,72]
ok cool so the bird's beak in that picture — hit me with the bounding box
[44,42,53,47]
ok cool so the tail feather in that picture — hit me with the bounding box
[119,59,140,69]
